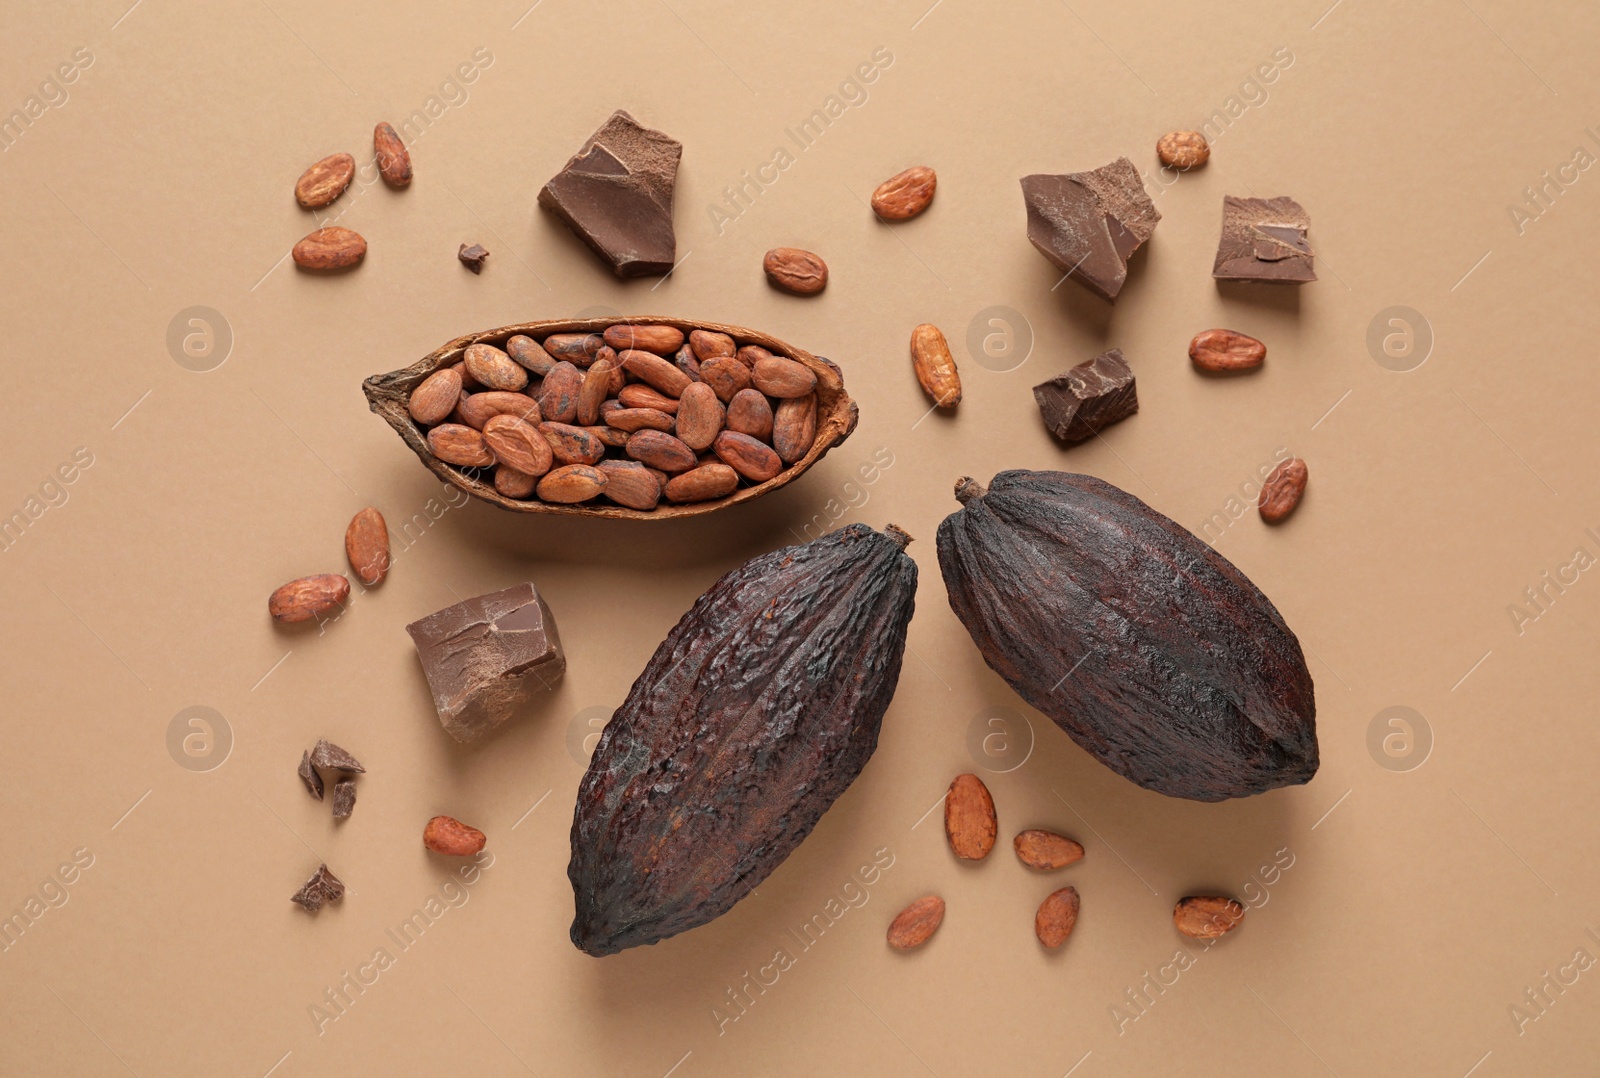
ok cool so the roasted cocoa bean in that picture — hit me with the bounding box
[568,523,917,955]
[663,463,740,503]
[464,343,529,392]
[603,324,684,354]
[751,356,818,398]
[726,389,774,440]
[699,357,752,403]
[536,464,607,503]
[597,460,662,510]
[674,383,725,451]
[483,415,554,476]
[540,422,606,466]
[626,430,697,473]
[507,335,557,375]
[771,395,817,464]
[539,361,583,424]
[713,430,782,482]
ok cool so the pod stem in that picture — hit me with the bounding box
[883,523,914,550]
[954,477,987,504]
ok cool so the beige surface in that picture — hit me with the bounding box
[3,1,1598,1074]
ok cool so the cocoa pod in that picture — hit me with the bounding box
[269,574,350,623]
[1174,895,1245,939]
[1258,458,1307,523]
[935,470,1318,801]
[772,395,817,464]
[373,123,413,187]
[663,463,739,503]
[944,773,997,860]
[597,460,662,510]
[887,895,944,951]
[568,523,918,955]
[1013,829,1084,870]
[726,389,774,440]
[464,343,528,392]
[1035,886,1080,948]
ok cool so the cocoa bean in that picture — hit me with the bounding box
[713,430,782,482]
[887,896,944,951]
[736,345,772,369]
[751,356,818,399]
[539,361,583,423]
[464,343,529,392]
[663,463,740,503]
[617,384,681,414]
[1174,896,1245,939]
[911,323,961,407]
[620,349,693,398]
[427,424,496,467]
[763,247,829,295]
[699,358,752,403]
[576,358,615,426]
[536,464,607,503]
[507,335,557,375]
[1258,458,1307,523]
[597,460,662,510]
[726,389,774,440]
[494,466,536,498]
[673,343,702,383]
[409,367,462,425]
[457,391,541,430]
[292,227,365,271]
[374,123,412,187]
[944,773,997,860]
[540,422,606,466]
[771,395,817,464]
[483,415,554,476]
[539,333,602,368]
[688,329,735,361]
[603,324,684,354]
[344,507,389,586]
[1189,328,1265,374]
[674,383,724,451]
[295,153,355,208]
[1035,886,1080,948]
[626,430,697,473]
[269,575,350,623]
[423,815,486,856]
[1156,130,1209,169]
[1013,830,1084,870]
[603,408,675,433]
[871,166,937,219]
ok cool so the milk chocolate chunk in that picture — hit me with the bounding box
[1021,158,1160,302]
[538,110,682,278]
[458,243,489,273]
[310,739,365,774]
[1213,196,1316,283]
[406,582,566,743]
[1033,348,1138,445]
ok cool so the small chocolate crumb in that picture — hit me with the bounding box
[298,749,324,800]
[291,863,345,912]
[458,243,489,273]
[311,739,365,773]
[332,779,357,819]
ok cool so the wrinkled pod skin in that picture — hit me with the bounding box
[936,471,1316,801]
[569,522,918,955]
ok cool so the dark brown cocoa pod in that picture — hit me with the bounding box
[568,523,919,956]
[936,471,1317,801]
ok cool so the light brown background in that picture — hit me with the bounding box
[3,0,1597,1074]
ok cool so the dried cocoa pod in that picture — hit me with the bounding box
[772,395,817,464]
[726,389,774,440]
[936,470,1318,801]
[568,522,918,955]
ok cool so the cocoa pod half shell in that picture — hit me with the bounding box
[568,522,918,955]
[935,470,1317,801]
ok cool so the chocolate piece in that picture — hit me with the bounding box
[1021,158,1160,302]
[458,243,489,273]
[291,864,345,912]
[538,110,681,278]
[1033,349,1138,445]
[310,739,365,774]
[406,582,566,742]
[1213,196,1315,283]
[332,779,357,819]
[297,750,324,800]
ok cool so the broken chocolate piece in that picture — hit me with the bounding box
[332,779,357,819]
[1021,158,1160,302]
[1033,349,1138,445]
[291,864,345,912]
[310,739,365,774]
[1213,196,1315,283]
[298,750,324,800]
[458,243,489,273]
[406,582,566,743]
[537,110,681,278]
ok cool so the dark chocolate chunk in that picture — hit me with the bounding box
[1033,349,1138,445]
[291,864,345,912]
[1213,196,1316,283]
[297,749,324,800]
[1021,158,1160,302]
[406,582,566,743]
[538,110,681,278]
[332,779,357,820]
[310,739,365,774]
[457,243,489,273]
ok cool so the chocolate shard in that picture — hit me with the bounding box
[1021,158,1160,301]
[1033,348,1138,445]
[406,582,566,743]
[310,739,365,774]
[297,750,324,800]
[291,864,345,912]
[1213,196,1316,283]
[457,243,489,273]
[331,779,357,820]
[538,110,681,278]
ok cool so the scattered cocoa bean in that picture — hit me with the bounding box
[1189,328,1265,374]
[887,895,945,951]
[1036,886,1080,948]
[944,773,997,860]
[344,507,389,586]
[1156,130,1209,169]
[911,323,961,408]
[1013,830,1084,870]
[374,122,412,187]
[1174,895,1245,938]
[763,247,829,294]
[871,166,937,220]
[423,815,486,856]
[269,575,350,623]
[295,153,355,208]
[292,227,365,271]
